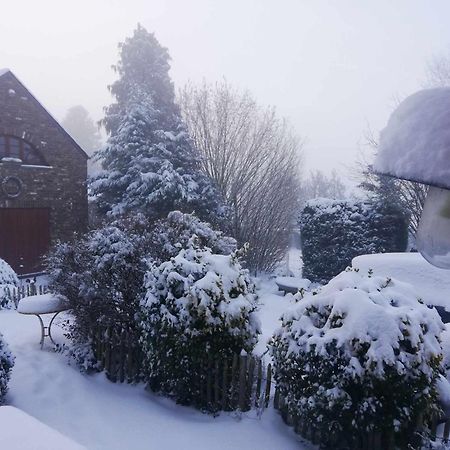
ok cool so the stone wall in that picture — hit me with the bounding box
[0,71,88,244]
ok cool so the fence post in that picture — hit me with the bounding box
[238,353,248,411]
[221,358,228,411]
[264,363,272,408]
[230,353,238,410]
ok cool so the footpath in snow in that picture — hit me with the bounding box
[0,280,306,450]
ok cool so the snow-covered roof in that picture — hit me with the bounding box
[374,88,450,189]
[0,68,11,78]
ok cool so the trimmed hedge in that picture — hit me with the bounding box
[299,198,408,283]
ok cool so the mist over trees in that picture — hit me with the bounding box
[180,81,302,273]
[62,105,102,174]
[62,105,102,156]
[300,169,346,206]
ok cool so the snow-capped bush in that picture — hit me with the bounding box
[46,216,152,371]
[271,268,444,448]
[140,237,260,407]
[0,332,14,403]
[0,258,19,309]
[300,198,408,283]
[150,210,236,263]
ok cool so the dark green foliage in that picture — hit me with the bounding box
[0,335,13,403]
[140,241,260,408]
[46,216,152,370]
[300,199,409,283]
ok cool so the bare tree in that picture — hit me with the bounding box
[180,81,303,273]
[300,169,346,207]
[357,126,427,237]
[424,50,450,88]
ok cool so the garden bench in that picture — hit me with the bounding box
[275,276,311,295]
[17,293,69,349]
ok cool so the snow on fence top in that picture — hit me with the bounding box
[375,87,450,189]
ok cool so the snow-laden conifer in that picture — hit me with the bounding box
[91,25,225,223]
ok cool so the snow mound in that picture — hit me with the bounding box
[375,88,450,189]
[18,294,68,315]
[352,252,450,308]
[278,268,443,377]
[0,406,86,450]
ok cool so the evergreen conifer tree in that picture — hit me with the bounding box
[92,25,225,223]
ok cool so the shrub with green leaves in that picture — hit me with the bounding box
[271,268,443,448]
[140,238,260,407]
[0,333,14,403]
[299,198,408,284]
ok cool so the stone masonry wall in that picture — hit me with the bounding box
[0,71,88,244]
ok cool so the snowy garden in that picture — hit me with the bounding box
[3,22,450,450]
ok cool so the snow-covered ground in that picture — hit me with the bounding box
[0,280,306,450]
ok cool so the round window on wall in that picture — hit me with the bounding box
[2,176,23,198]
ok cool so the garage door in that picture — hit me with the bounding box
[0,208,50,275]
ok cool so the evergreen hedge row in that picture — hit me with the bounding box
[299,199,408,284]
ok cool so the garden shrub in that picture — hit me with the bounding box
[271,268,443,449]
[0,333,14,403]
[299,198,408,283]
[46,211,235,372]
[0,258,19,309]
[139,237,260,407]
[46,215,152,370]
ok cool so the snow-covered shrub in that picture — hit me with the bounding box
[0,258,19,309]
[140,237,260,407]
[0,332,14,402]
[46,216,152,370]
[300,198,408,283]
[271,268,444,448]
[150,210,236,263]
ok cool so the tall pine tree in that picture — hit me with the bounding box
[91,25,225,223]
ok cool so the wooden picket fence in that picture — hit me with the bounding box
[274,389,450,449]
[7,284,49,308]
[92,326,273,413]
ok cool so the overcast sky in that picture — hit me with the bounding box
[1,0,450,176]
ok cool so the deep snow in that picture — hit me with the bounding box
[0,281,306,450]
[352,252,450,309]
[375,87,450,189]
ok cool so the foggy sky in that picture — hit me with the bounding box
[1,0,450,176]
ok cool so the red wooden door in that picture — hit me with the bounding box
[0,208,50,275]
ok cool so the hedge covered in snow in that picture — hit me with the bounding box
[0,258,19,309]
[271,268,444,448]
[140,238,260,407]
[0,332,14,403]
[299,198,408,283]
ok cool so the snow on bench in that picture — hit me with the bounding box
[0,406,86,450]
[275,276,311,294]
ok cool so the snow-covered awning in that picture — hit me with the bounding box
[374,87,450,190]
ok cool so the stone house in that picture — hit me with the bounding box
[0,69,88,275]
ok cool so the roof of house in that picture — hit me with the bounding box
[0,68,89,159]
